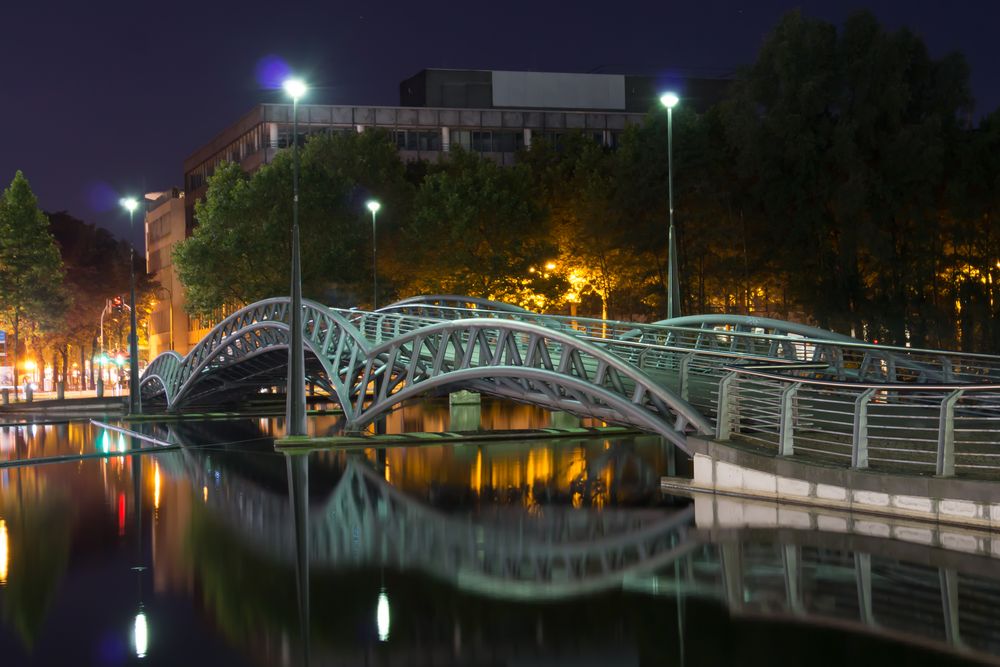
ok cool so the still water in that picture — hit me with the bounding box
[0,400,997,666]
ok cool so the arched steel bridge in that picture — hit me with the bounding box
[141,295,1000,460]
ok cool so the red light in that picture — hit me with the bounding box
[118,492,126,536]
[873,339,879,344]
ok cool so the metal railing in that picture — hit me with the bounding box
[714,366,1000,478]
[377,300,1000,385]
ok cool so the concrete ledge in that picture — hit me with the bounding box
[275,426,641,451]
[682,436,1000,530]
[674,488,1000,577]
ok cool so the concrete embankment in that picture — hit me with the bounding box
[664,436,1000,531]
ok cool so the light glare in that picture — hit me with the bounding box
[120,197,139,213]
[367,200,381,213]
[134,611,148,658]
[283,78,307,99]
[0,519,8,585]
[377,589,390,641]
[660,92,680,109]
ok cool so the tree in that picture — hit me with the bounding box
[45,211,155,388]
[405,148,560,306]
[0,172,68,395]
[175,130,412,316]
[721,10,973,341]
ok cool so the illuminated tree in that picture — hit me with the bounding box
[0,172,68,395]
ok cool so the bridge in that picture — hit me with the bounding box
[140,295,1000,476]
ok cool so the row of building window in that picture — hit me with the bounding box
[186,125,625,191]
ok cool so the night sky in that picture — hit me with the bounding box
[1,0,997,249]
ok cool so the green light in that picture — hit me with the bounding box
[367,200,381,213]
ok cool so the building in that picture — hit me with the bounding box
[144,188,190,358]
[148,69,730,358]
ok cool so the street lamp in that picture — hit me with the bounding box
[367,200,381,309]
[660,92,681,319]
[283,77,307,437]
[120,197,142,414]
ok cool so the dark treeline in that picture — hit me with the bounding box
[177,10,1000,352]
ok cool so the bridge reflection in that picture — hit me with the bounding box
[151,421,1000,665]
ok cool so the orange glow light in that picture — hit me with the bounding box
[0,519,8,584]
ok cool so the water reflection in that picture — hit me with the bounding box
[0,412,997,666]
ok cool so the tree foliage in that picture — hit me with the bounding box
[0,171,68,388]
[174,130,412,316]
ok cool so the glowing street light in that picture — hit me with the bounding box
[283,78,307,100]
[659,92,681,319]
[367,200,381,309]
[120,197,142,414]
[283,76,308,437]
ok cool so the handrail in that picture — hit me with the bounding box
[721,364,1000,392]
[377,301,1000,363]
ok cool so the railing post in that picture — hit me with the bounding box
[778,382,799,456]
[679,352,695,401]
[851,387,877,469]
[716,371,739,441]
[936,389,963,477]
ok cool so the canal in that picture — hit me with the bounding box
[0,400,996,665]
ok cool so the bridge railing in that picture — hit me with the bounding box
[376,302,1000,384]
[714,366,1000,478]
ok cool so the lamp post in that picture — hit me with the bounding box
[120,197,142,414]
[283,77,308,438]
[660,92,681,319]
[367,200,381,309]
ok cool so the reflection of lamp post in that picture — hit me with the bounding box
[283,77,307,437]
[377,587,390,641]
[367,200,381,309]
[659,92,680,319]
[120,197,142,413]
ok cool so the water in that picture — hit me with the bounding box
[0,400,996,665]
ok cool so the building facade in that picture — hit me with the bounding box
[144,189,191,358]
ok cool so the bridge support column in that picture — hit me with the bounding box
[851,388,876,469]
[782,544,803,614]
[716,372,739,441]
[855,552,874,626]
[550,411,581,429]
[449,390,480,432]
[679,353,694,401]
[721,542,743,610]
[940,568,962,647]
[778,383,798,456]
[936,390,963,477]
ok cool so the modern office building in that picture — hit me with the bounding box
[146,69,730,357]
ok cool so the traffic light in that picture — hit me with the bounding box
[112,296,124,312]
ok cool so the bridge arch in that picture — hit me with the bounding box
[141,298,712,449]
[347,318,712,450]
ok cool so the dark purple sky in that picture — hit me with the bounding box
[1,0,997,249]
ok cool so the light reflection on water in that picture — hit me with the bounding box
[0,402,995,666]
